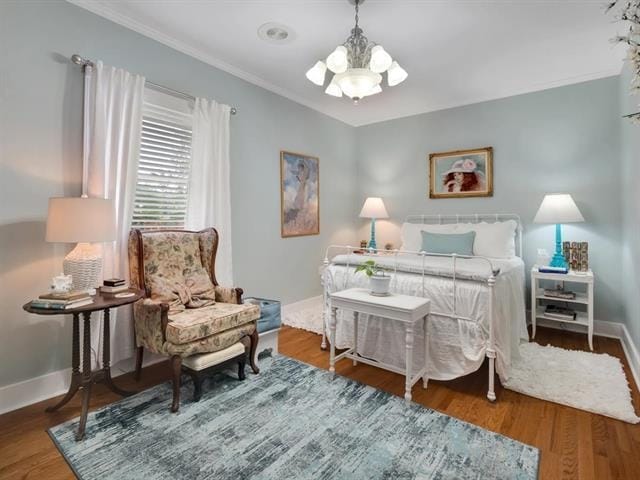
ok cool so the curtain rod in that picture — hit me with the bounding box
[70,54,237,115]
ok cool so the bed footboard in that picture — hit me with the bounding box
[321,244,500,402]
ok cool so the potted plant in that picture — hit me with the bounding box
[355,260,392,296]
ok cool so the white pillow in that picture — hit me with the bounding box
[400,222,459,252]
[457,220,517,258]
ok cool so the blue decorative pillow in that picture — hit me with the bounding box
[420,231,476,256]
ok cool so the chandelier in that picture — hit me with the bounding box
[305,0,408,103]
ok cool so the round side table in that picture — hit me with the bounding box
[23,288,143,440]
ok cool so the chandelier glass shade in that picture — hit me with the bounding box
[305,0,407,103]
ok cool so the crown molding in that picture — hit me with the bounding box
[66,0,624,128]
[65,0,352,126]
[352,67,624,127]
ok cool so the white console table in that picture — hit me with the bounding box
[328,288,431,403]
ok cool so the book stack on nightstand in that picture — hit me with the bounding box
[530,266,594,350]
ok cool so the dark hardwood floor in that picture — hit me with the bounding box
[0,325,638,479]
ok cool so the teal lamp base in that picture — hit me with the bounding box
[367,218,377,251]
[549,223,568,269]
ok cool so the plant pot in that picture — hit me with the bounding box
[370,274,391,296]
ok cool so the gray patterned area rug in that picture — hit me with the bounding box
[49,355,538,479]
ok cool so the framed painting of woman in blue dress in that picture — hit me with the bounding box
[280,151,320,237]
[429,147,493,199]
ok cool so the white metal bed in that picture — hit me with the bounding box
[321,213,524,402]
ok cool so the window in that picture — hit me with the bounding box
[131,88,193,230]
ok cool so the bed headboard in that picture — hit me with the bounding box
[404,213,523,258]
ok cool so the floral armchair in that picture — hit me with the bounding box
[128,228,260,412]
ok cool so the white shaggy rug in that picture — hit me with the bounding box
[504,343,640,424]
[282,299,324,334]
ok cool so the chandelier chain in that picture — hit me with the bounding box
[354,0,359,29]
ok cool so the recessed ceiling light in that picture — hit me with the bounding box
[258,22,296,44]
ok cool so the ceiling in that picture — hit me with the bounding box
[69,0,626,126]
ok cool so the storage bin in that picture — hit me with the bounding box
[244,297,281,333]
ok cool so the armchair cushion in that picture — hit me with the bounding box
[166,302,260,345]
[142,231,216,312]
[164,322,256,357]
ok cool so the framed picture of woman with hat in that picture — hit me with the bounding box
[428,147,493,199]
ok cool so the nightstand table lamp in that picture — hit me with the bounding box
[46,197,116,291]
[533,194,584,269]
[359,197,388,251]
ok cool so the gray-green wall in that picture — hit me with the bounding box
[0,0,357,388]
[0,0,633,394]
[354,77,624,322]
[620,63,640,349]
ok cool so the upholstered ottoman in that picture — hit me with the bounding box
[182,342,246,402]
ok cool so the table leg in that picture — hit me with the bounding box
[422,315,429,390]
[329,306,337,379]
[588,282,594,351]
[46,313,81,413]
[353,312,359,366]
[76,312,93,441]
[100,308,135,397]
[405,323,414,404]
[531,276,537,339]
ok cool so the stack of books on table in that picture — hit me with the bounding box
[544,304,577,321]
[31,291,93,310]
[101,278,129,293]
[543,288,576,300]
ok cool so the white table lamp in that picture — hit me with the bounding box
[46,197,116,291]
[359,197,389,251]
[533,194,584,269]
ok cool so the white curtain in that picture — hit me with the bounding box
[87,61,145,367]
[186,98,233,285]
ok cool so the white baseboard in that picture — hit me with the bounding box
[0,329,282,416]
[0,353,165,416]
[620,324,640,391]
[0,367,73,417]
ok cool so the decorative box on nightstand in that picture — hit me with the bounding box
[530,266,594,350]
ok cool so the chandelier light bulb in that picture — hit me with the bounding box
[326,46,349,74]
[369,45,393,73]
[387,61,408,87]
[305,61,327,86]
[325,76,343,97]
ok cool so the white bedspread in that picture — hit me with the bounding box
[323,254,528,382]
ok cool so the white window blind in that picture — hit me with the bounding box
[131,91,194,230]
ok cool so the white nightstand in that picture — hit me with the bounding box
[531,266,594,350]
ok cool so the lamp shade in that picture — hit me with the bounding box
[305,61,327,86]
[359,197,389,219]
[369,45,393,73]
[325,76,343,97]
[533,194,584,224]
[326,46,348,74]
[387,61,408,87]
[46,197,116,243]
